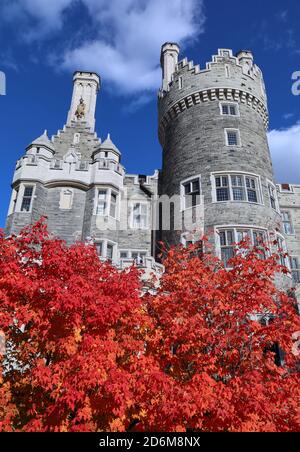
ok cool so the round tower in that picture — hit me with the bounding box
[158,46,284,264]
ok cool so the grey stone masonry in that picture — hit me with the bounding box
[4,52,300,299]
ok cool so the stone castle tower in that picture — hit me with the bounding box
[5,45,300,301]
[158,44,289,266]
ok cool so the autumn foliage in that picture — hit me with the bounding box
[0,220,299,432]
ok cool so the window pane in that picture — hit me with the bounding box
[215,177,221,187]
[217,187,229,201]
[96,243,103,256]
[233,187,245,201]
[219,232,226,246]
[222,105,229,115]
[284,223,293,235]
[230,105,236,115]
[24,186,33,197]
[107,244,113,260]
[184,183,190,195]
[221,247,234,267]
[226,231,234,245]
[247,189,258,203]
[21,198,31,212]
[222,176,228,187]
[227,131,238,146]
[192,180,200,193]
[120,251,128,259]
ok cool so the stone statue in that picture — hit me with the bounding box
[75,97,86,119]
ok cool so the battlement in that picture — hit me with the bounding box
[159,48,266,101]
[158,47,269,147]
[13,153,125,189]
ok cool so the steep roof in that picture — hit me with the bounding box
[27,130,55,151]
[100,133,121,155]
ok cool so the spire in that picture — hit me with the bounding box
[101,133,121,155]
[27,130,54,150]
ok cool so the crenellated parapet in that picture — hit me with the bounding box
[158,48,268,147]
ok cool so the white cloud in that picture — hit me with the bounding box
[2,0,205,95]
[1,0,73,40]
[268,122,300,184]
[62,0,205,94]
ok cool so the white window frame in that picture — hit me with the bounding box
[211,171,263,204]
[282,211,294,235]
[180,174,202,211]
[14,183,36,213]
[290,256,300,284]
[130,201,149,229]
[275,232,289,269]
[215,225,269,268]
[267,180,280,212]
[95,239,118,262]
[119,249,149,263]
[224,128,241,147]
[8,186,20,215]
[277,183,294,193]
[219,102,240,117]
[94,187,119,220]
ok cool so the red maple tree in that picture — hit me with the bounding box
[0,220,299,432]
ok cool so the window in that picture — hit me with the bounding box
[282,211,293,235]
[214,174,260,203]
[106,244,114,261]
[95,242,103,257]
[110,192,117,218]
[225,129,240,146]
[97,190,107,215]
[21,186,34,212]
[268,184,277,210]
[119,250,147,265]
[131,251,147,265]
[96,189,118,218]
[290,257,300,284]
[178,76,183,89]
[276,236,287,267]
[219,230,235,267]
[281,183,292,192]
[10,188,19,214]
[216,176,229,201]
[217,227,267,268]
[95,240,116,261]
[183,178,201,209]
[220,103,238,116]
[132,203,148,229]
[59,189,73,210]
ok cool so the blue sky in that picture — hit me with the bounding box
[0,0,300,228]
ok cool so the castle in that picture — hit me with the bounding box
[5,44,300,302]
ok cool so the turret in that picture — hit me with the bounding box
[92,134,121,163]
[26,130,55,159]
[160,42,180,91]
[157,47,284,264]
[67,71,100,132]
